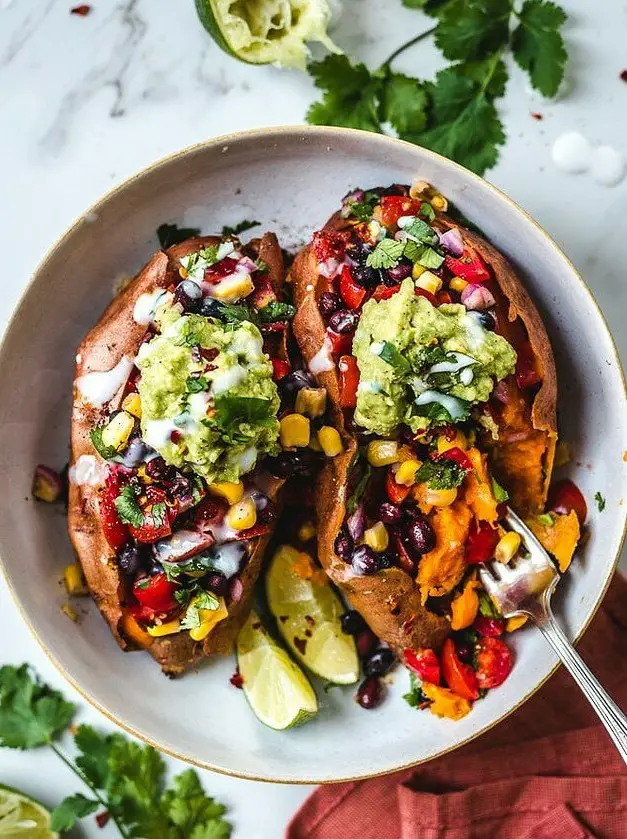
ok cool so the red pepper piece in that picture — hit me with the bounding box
[414,287,438,306]
[474,615,505,637]
[70,4,91,15]
[435,446,473,472]
[100,473,129,551]
[437,290,453,305]
[130,508,173,544]
[326,329,353,356]
[441,637,479,700]
[338,355,360,408]
[548,478,587,525]
[339,265,367,309]
[312,229,352,262]
[444,247,490,283]
[249,272,276,309]
[465,519,499,565]
[475,637,513,689]
[515,340,541,389]
[403,648,441,685]
[132,572,177,613]
[385,469,411,504]
[271,359,291,381]
[203,256,239,283]
[372,283,401,301]
[379,195,421,227]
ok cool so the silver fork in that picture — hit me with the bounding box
[479,508,627,764]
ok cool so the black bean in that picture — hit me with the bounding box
[363,648,396,678]
[352,262,380,288]
[340,609,367,635]
[351,545,380,575]
[379,502,402,524]
[334,528,354,562]
[278,370,314,403]
[386,262,412,283]
[265,449,322,478]
[199,298,223,318]
[356,676,384,709]
[117,544,142,577]
[205,572,228,596]
[328,309,359,334]
[472,311,496,331]
[319,291,342,319]
[174,280,202,313]
[402,511,436,556]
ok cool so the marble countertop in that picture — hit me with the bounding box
[0,1,625,836]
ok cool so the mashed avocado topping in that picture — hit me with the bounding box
[136,305,280,482]
[352,278,517,435]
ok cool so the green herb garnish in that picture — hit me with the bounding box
[90,425,119,461]
[150,502,168,529]
[157,222,201,249]
[594,491,606,512]
[220,219,261,237]
[258,301,297,323]
[414,457,467,490]
[478,592,500,619]
[114,485,143,528]
[378,341,411,375]
[214,395,274,429]
[186,375,209,393]
[491,477,509,503]
[366,238,405,269]
[403,673,427,708]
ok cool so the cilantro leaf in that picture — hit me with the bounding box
[415,457,467,489]
[346,456,372,515]
[403,673,426,708]
[435,0,511,62]
[594,491,606,512]
[214,396,274,429]
[151,502,168,529]
[73,724,115,789]
[381,73,429,137]
[114,484,144,528]
[402,217,439,245]
[307,55,383,131]
[186,376,209,393]
[512,0,567,97]
[478,591,500,618]
[409,244,445,269]
[457,54,509,98]
[346,192,379,222]
[491,477,509,503]
[258,301,297,323]
[220,220,260,237]
[366,239,405,269]
[0,665,75,749]
[157,223,201,249]
[51,794,99,832]
[90,425,119,461]
[181,591,220,630]
[162,770,230,838]
[379,342,411,375]
[213,301,259,327]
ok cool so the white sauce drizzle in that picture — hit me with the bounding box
[237,446,258,473]
[357,380,383,394]
[429,352,476,374]
[211,364,247,395]
[142,418,179,449]
[309,339,334,374]
[209,543,245,579]
[69,455,106,487]
[415,390,467,421]
[133,289,172,325]
[75,356,134,407]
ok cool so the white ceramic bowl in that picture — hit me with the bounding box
[0,127,625,783]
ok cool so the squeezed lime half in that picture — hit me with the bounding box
[0,786,57,839]
[266,545,360,685]
[195,0,338,68]
[236,610,318,730]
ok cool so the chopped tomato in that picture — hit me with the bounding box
[203,256,238,283]
[312,229,352,262]
[339,266,367,309]
[385,469,411,504]
[475,637,513,689]
[436,447,473,472]
[465,519,499,565]
[373,283,401,301]
[404,648,441,685]
[414,287,438,306]
[132,572,177,613]
[326,329,353,356]
[474,616,505,637]
[548,479,587,525]
[515,340,541,389]
[271,359,291,381]
[100,473,129,551]
[338,355,359,408]
[379,195,421,227]
[441,637,479,700]
[437,290,453,305]
[129,506,173,544]
[444,247,490,283]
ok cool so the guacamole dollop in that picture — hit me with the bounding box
[136,307,280,483]
[352,278,516,435]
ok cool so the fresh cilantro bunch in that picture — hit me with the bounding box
[0,664,232,838]
[307,0,568,174]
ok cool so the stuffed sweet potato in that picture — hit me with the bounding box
[69,232,297,675]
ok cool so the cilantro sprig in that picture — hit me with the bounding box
[306,0,568,174]
[0,665,232,838]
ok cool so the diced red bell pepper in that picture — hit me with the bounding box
[414,287,438,307]
[312,229,352,262]
[548,478,587,525]
[248,272,276,309]
[475,637,513,689]
[515,340,541,389]
[373,283,401,301]
[339,265,367,309]
[465,519,499,565]
[404,648,441,685]
[444,247,490,283]
[132,572,177,613]
[386,469,411,504]
[130,506,173,544]
[203,256,239,283]
[338,355,360,408]
[379,195,421,227]
[326,329,353,357]
[441,637,479,700]
[100,473,129,552]
[436,447,473,472]
[437,290,453,305]
[474,616,505,637]
[271,359,291,381]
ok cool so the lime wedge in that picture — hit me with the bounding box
[0,786,57,839]
[195,0,339,68]
[237,610,318,730]
[266,545,360,685]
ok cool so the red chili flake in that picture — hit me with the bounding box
[621,70,627,83]
[304,629,312,638]
[305,615,315,626]
[279,615,288,623]
[230,669,244,689]
[252,622,262,630]
[95,811,110,829]
[530,112,543,121]
[170,430,182,444]
[71,4,92,15]
[200,347,219,362]
[294,636,307,655]
[400,615,415,634]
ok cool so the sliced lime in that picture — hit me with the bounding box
[195,0,338,68]
[237,610,318,730]
[0,786,57,839]
[266,545,360,685]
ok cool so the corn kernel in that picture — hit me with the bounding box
[297,521,317,542]
[395,459,422,487]
[64,563,88,596]
[425,487,457,507]
[412,263,427,280]
[367,440,399,467]
[209,481,244,505]
[121,392,142,418]
[363,521,389,552]
[296,387,327,418]
[397,445,416,462]
[211,273,255,301]
[188,597,229,641]
[554,440,571,468]
[495,531,522,563]
[415,271,442,295]
[121,613,153,648]
[449,277,468,294]
[61,603,78,622]
[226,497,257,531]
[280,413,310,448]
[437,430,467,454]
[147,619,182,637]
[431,193,448,212]
[101,411,135,452]
[506,615,528,632]
[409,180,430,199]
[318,426,344,457]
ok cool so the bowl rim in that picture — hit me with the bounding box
[1,124,625,784]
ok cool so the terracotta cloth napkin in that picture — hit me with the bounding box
[287,573,627,839]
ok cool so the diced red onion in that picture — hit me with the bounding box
[461,283,496,311]
[318,257,340,278]
[237,256,258,273]
[32,464,64,502]
[438,227,464,256]
[341,189,366,217]
[493,380,511,404]
[387,263,412,282]
[346,503,366,541]
[229,575,244,603]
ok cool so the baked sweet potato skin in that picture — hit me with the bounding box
[68,235,285,675]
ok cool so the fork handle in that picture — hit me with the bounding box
[532,604,627,764]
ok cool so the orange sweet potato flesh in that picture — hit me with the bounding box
[417,501,473,601]
[527,511,580,572]
[68,234,285,676]
[463,447,499,524]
